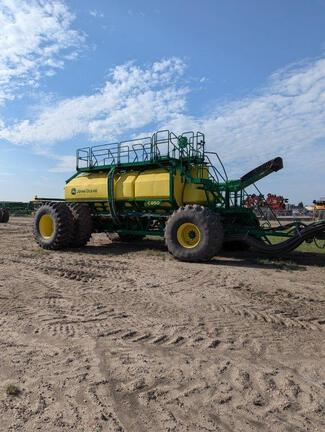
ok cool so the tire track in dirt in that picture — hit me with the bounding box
[93,313,271,354]
[4,254,136,288]
[95,330,325,432]
[1,218,325,431]
[94,340,325,432]
[14,255,324,355]
[0,254,142,342]
[0,333,106,431]
[214,304,323,331]
[177,268,325,332]
[4,252,323,354]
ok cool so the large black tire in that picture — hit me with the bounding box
[67,203,93,247]
[33,202,74,250]
[165,205,224,262]
[1,209,9,223]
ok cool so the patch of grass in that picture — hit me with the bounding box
[6,384,21,397]
[256,258,303,271]
[267,236,325,254]
[32,247,50,255]
[295,240,325,253]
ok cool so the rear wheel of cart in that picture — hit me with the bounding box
[33,202,74,250]
[67,203,93,247]
[165,205,224,262]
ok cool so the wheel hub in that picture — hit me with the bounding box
[177,223,201,248]
[39,214,54,239]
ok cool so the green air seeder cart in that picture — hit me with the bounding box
[33,130,325,261]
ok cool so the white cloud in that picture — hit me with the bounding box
[1,55,325,191]
[166,57,325,171]
[0,57,187,147]
[0,0,84,104]
[50,155,75,172]
[89,9,104,18]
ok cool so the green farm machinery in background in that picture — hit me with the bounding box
[0,201,35,223]
[33,130,325,262]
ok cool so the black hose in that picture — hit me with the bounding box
[228,221,325,255]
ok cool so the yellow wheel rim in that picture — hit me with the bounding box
[39,214,55,239]
[177,223,201,248]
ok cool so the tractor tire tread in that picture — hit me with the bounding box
[165,205,224,262]
[33,202,74,250]
[67,203,93,247]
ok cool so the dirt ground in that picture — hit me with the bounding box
[0,217,324,432]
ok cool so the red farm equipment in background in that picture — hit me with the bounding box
[244,193,288,211]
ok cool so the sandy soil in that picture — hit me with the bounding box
[0,217,324,432]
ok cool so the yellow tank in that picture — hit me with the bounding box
[64,167,212,205]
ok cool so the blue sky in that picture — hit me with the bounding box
[0,0,325,203]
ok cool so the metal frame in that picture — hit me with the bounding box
[39,129,324,250]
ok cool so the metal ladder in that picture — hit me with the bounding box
[107,166,120,225]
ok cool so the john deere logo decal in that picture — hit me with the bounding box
[71,187,97,195]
